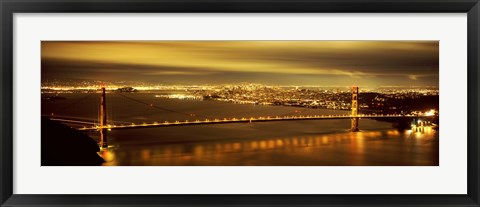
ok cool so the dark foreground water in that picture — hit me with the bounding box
[42,92,439,166]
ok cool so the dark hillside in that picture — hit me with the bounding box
[41,117,104,166]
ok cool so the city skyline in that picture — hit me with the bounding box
[41,41,439,88]
[41,41,439,166]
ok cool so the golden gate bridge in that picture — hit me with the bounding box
[45,86,436,148]
[51,113,428,130]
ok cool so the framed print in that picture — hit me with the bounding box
[1,0,479,206]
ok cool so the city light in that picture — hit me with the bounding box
[425,109,436,116]
[41,41,439,167]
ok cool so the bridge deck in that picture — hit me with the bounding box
[56,114,434,131]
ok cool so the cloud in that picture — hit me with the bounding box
[141,71,215,76]
[41,41,439,86]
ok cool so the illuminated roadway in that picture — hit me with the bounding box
[49,114,435,131]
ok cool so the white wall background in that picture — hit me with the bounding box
[13,13,467,194]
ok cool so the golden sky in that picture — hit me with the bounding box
[42,41,438,87]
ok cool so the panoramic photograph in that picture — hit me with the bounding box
[41,41,439,166]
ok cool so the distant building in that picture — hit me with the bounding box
[116,87,138,93]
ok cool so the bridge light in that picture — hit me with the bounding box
[425,109,435,116]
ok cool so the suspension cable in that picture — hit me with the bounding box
[50,93,95,115]
[114,92,214,119]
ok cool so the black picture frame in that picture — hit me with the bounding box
[1,0,479,206]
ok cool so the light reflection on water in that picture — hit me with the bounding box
[43,93,438,166]
[100,126,438,166]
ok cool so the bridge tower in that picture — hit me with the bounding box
[351,86,359,132]
[99,87,108,148]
